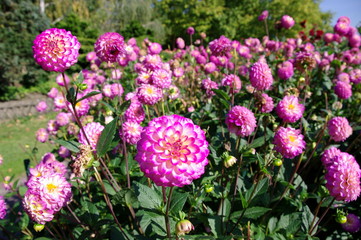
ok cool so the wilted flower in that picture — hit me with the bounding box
[33,28,81,72]
[136,115,209,187]
[325,152,360,202]
[71,144,94,177]
[327,117,353,142]
[225,106,257,137]
[273,127,306,159]
[256,93,274,113]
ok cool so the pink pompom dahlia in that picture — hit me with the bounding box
[120,121,143,145]
[327,117,353,142]
[33,28,81,72]
[280,15,295,29]
[321,147,342,166]
[249,60,273,91]
[221,74,242,93]
[334,81,352,99]
[79,122,104,149]
[273,127,306,159]
[94,32,125,63]
[0,196,6,219]
[136,84,163,105]
[325,152,361,202]
[225,106,257,137]
[136,115,209,187]
[256,93,274,113]
[341,214,361,232]
[276,95,305,123]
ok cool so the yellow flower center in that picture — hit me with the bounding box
[46,183,58,192]
[288,104,295,110]
[146,87,154,94]
[289,135,296,142]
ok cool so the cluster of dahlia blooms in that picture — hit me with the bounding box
[136,115,209,187]
[273,127,306,159]
[225,106,257,137]
[23,153,72,224]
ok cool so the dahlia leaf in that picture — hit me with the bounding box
[118,100,131,115]
[134,182,162,209]
[231,207,271,220]
[208,215,223,237]
[170,192,188,214]
[212,88,231,101]
[76,91,101,104]
[96,117,118,157]
[54,139,80,153]
[66,87,76,104]
[75,71,84,85]
[245,178,268,202]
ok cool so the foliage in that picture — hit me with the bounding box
[0,0,50,101]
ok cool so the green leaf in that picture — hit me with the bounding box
[54,139,81,153]
[245,178,268,203]
[217,198,231,219]
[134,182,162,209]
[66,87,76,104]
[76,91,101,104]
[20,213,29,229]
[75,71,84,84]
[243,207,271,219]
[212,88,231,101]
[170,192,188,214]
[96,117,118,157]
[112,189,139,208]
[100,100,116,113]
[118,100,131,115]
[208,215,223,237]
[103,180,116,195]
[249,136,265,149]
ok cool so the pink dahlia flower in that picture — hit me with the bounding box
[327,117,353,142]
[94,32,125,63]
[209,35,232,56]
[23,192,55,224]
[249,60,273,91]
[136,84,163,105]
[47,87,59,99]
[125,100,145,123]
[225,106,257,137]
[257,93,274,113]
[258,10,268,21]
[36,128,49,143]
[151,69,172,89]
[325,152,361,202]
[120,121,143,145]
[201,78,218,98]
[273,127,306,159]
[136,115,209,187]
[221,74,242,94]
[334,81,352,99]
[0,196,6,219]
[276,95,305,123]
[33,28,80,72]
[280,15,295,29]
[36,101,47,113]
[148,42,162,55]
[176,37,185,49]
[350,68,361,84]
[321,147,342,166]
[277,61,294,80]
[79,122,104,149]
[56,112,70,127]
[186,27,195,35]
[341,214,361,232]
[204,62,217,74]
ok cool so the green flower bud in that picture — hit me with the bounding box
[273,159,283,167]
[224,155,237,168]
[204,184,214,193]
[34,223,45,232]
[79,83,88,90]
[175,219,194,236]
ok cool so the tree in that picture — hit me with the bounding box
[0,0,50,100]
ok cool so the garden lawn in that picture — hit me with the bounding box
[0,112,56,179]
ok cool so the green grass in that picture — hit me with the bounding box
[0,112,57,179]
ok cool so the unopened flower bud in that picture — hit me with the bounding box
[299,77,305,83]
[79,83,88,91]
[273,159,283,167]
[336,214,348,224]
[34,223,45,232]
[175,219,194,236]
[204,184,214,193]
[224,155,237,168]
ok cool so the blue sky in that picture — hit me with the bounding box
[320,0,361,27]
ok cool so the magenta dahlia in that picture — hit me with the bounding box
[249,60,273,91]
[136,84,163,105]
[276,95,305,123]
[221,74,242,94]
[325,152,361,202]
[257,93,274,113]
[120,121,143,145]
[209,35,232,56]
[327,117,353,142]
[341,214,361,232]
[225,106,257,137]
[78,122,104,149]
[280,15,295,29]
[273,127,306,159]
[136,115,209,187]
[94,32,125,63]
[0,196,6,219]
[33,28,80,72]
[321,147,342,166]
[277,61,294,80]
[334,81,352,99]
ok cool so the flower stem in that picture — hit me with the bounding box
[163,186,174,239]
[309,198,335,236]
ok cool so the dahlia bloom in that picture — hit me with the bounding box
[79,122,105,149]
[280,15,295,29]
[125,100,145,123]
[36,128,49,143]
[257,93,274,113]
[276,95,305,123]
[186,27,195,35]
[221,74,242,93]
[277,61,294,80]
[334,81,352,99]
[321,147,342,166]
[0,196,6,219]
[47,87,59,99]
[167,85,180,100]
[176,37,185,49]
[204,62,217,74]
[33,28,80,72]
[325,152,361,202]
[36,101,47,113]
[94,32,125,63]
[148,42,162,55]
[120,121,143,145]
[58,146,71,158]
[327,117,353,142]
[225,106,257,137]
[136,84,163,105]
[341,214,361,232]
[350,68,361,84]
[136,115,209,187]
[258,10,268,21]
[209,35,232,56]
[273,127,306,159]
[249,60,273,91]
[337,73,350,83]
[23,192,55,224]
[201,78,218,98]
[151,69,172,89]
[56,112,70,127]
